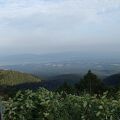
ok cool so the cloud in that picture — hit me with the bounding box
[0,0,120,54]
[0,0,120,22]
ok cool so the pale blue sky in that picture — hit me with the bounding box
[0,0,120,55]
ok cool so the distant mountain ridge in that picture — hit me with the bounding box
[42,74,81,90]
[0,69,120,92]
[103,73,120,87]
[2,74,81,90]
[1,53,120,65]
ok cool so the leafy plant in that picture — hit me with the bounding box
[3,88,120,120]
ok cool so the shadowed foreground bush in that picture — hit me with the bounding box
[3,88,120,120]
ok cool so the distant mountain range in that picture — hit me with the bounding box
[0,70,81,91]
[103,73,120,87]
[0,53,120,65]
[1,53,120,78]
[41,74,81,90]
[0,69,120,92]
[0,53,88,65]
[2,73,81,91]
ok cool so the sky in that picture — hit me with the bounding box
[0,0,120,55]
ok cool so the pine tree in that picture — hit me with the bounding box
[76,70,104,94]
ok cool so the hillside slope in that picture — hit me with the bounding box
[3,74,81,91]
[0,70,41,86]
[103,73,120,87]
[42,74,81,90]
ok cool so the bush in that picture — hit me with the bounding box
[3,88,120,120]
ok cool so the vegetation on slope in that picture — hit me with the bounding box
[75,70,105,94]
[0,70,41,86]
[3,88,120,120]
[0,70,120,119]
[103,73,120,87]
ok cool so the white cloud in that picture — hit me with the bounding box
[0,0,120,21]
[0,0,120,54]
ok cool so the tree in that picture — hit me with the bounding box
[56,81,75,94]
[76,70,105,94]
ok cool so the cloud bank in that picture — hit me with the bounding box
[0,0,120,55]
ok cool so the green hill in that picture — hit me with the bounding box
[0,70,41,86]
[103,73,120,87]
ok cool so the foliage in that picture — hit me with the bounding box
[56,82,76,94]
[0,70,41,86]
[3,88,120,120]
[76,70,105,94]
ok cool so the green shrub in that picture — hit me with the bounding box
[3,88,120,120]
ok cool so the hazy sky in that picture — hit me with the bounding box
[0,0,120,55]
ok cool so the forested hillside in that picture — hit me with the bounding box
[0,70,120,120]
[103,74,120,87]
[0,70,41,86]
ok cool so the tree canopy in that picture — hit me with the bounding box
[76,70,105,94]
